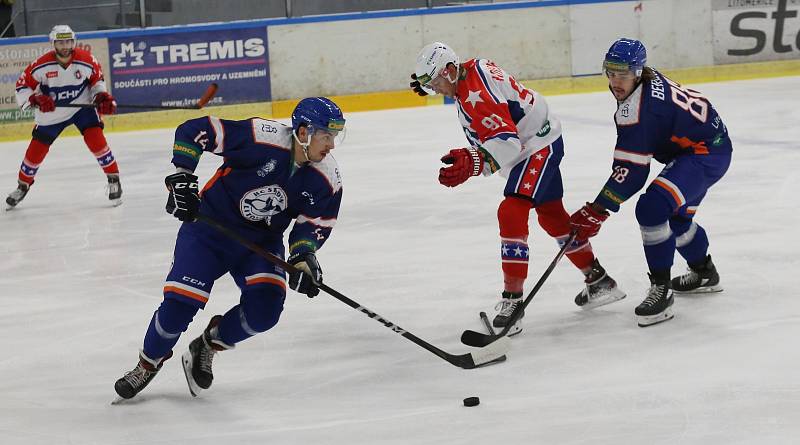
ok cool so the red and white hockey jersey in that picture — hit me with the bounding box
[15,47,108,126]
[455,59,562,177]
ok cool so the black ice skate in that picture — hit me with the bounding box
[492,291,524,336]
[114,350,172,400]
[671,255,722,294]
[182,315,233,397]
[107,174,122,206]
[574,259,627,309]
[6,181,31,209]
[635,273,674,327]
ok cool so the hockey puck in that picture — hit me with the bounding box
[463,397,480,407]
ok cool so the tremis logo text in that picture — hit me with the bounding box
[729,0,800,55]
[112,38,265,68]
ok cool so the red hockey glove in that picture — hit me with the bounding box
[410,73,428,97]
[438,147,484,187]
[29,94,55,112]
[94,92,117,115]
[569,203,609,241]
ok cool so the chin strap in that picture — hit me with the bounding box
[292,130,311,163]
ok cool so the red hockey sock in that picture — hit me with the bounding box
[17,139,50,185]
[535,199,596,272]
[83,127,119,175]
[498,196,533,293]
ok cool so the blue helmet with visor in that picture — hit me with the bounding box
[603,38,647,77]
[291,97,346,160]
[291,97,345,136]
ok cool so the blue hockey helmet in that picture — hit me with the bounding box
[291,97,345,136]
[603,38,647,77]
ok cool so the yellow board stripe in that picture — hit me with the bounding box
[1,59,798,142]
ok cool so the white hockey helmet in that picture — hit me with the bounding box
[414,42,459,95]
[49,25,76,44]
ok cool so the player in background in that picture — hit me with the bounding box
[7,25,120,209]
[411,42,625,335]
[114,97,346,399]
[569,39,731,327]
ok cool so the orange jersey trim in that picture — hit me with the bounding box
[652,178,684,207]
[245,276,287,289]
[670,135,709,155]
[164,285,209,304]
[201,166,232,194]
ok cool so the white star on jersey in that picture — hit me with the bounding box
[535,153,544,161]
[465,90,483,108]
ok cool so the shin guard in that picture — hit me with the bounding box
[535,199,595,271]
[83,127,119,175]
[498,197,533,292]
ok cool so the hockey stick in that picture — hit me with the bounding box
[476,311,506,363]
[195,214,510,369]
[460,232,578,348]
[60,83,218,110]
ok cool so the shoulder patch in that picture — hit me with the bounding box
[252,118,291,149]
[309,155,342,194]
[615,86,643,126]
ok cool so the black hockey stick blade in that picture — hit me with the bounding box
[461,232,578,348]
[461,328,504,348]
[195,214,510,369]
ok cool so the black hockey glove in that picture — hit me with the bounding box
[288,252,322,298]
[410,73,429,97]
[165,172,200,222]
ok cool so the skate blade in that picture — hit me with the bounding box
[673,285,723,295]
[579,291,627,310]
[181,351,201,397]
[637,307,675,327]
[110,198,123,207]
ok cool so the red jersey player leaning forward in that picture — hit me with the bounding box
[7,25,121,209]
[410,42,626,335]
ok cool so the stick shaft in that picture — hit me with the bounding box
[195,214,488,368]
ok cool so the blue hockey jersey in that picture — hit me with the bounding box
[171,116,342,257]
[595,70,732,212]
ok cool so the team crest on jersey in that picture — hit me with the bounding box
[257,159,277,177]
[240,185,288,225]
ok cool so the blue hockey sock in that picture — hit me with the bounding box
[675,222,709,266]
[218,293,284,345]
[637,192,676,273]
[143,299,199,359]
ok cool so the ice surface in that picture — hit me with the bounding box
[1,76,798,444]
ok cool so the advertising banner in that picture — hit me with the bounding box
[713,0,800,63]
[0,39,110,123]
[108,27,270,112]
